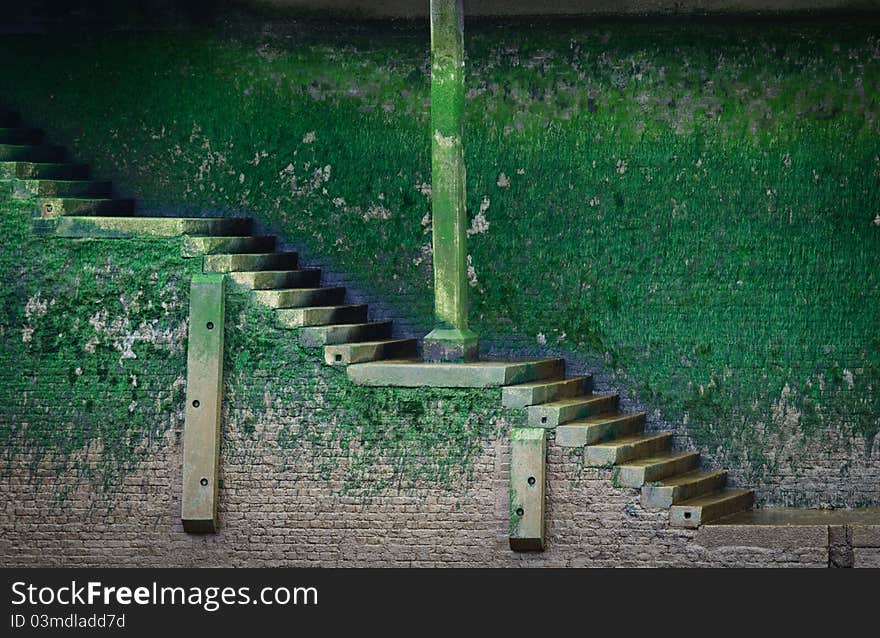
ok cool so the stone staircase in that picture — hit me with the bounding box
[0,106,755,530]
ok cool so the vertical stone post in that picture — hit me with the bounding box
[423,0,479,362]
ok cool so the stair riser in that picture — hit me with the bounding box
[585,434,672,467]
[324,339,418,365]
[614,453,699,488]
[300,322,392,347]
[13,179,111,198]
[204,253,299,272]
[669,491,755,528]
[528,394,618,428]
[556,414,646,447]
[0,163,89,180]
[277,305,368,328]
[253,288,344,309]
[38,198,134,218]
[0,129,43,144]
[0,145,65,162]
[641,472,728,509]
[501,376,593,408]
[182,236,275,257]
[227,270,319,290]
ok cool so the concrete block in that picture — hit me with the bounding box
[501,375,592,408]
[181,274,226,533]
[324,339,418,365]
[853,548,880,568]
[54,216,252,238]
[509,428,546,551]
[695,524,828,550]
[556,412,645,447]
[346,358,564,388]
[852,525,880,548]
[527,393,619,427]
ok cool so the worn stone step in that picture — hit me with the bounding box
[253,287,345,309]
[324,339,418,365]
[38,197,135,217]
[613,452,700,488]
[277,304,368,328]
[182,235,276,258]
[669,489,755,529]
[556,412,646,447]
[0,162,89,180]
[12,178,111,198]
[0,128,43,144]
[300,321,393,347]
[641,470,728,509]
[227,269,320,290]
[585,432,673,467]
[527,393,619,428]
[54,216,253,238]
[346,358,564,388]
[501,375,593,408]
[0,144,65,162]
[203,252,299,272]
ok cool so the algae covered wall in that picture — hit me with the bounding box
[0,6,878,526]
[5,194,839,568]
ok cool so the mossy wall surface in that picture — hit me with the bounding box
[1,9,878,506]
[0,195,505,501]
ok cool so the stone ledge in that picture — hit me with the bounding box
[695,524,828,550]
[346,358,564,388]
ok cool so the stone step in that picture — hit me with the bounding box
[0,128,43,144]
[501,375,593,408]
[182,235,276,258]
[0,162,89,180]
[324,339,419,366]
[54,216,253,238]
[556,412,646,447]
[641,470,728,509]
[669,489,755,529]
[203,252,299,273]
[227,269,321,290]
[13,178,111,198]
[585,432,673,467]
[346,358,565,388]
[0,144,65,162]
[253,287,345,309]
[276,304,368,328]
[613,451,700,488]
[38,197,135,217]
[0,110,21,127]
[300,321,393,347]
[527,393,619,428]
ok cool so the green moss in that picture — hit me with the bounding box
[1,9,878,502]
[0,197,197,490]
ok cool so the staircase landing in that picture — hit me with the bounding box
[346,358,565,388]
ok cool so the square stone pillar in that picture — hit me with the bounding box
[423,0,479,362]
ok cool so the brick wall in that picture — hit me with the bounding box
[0,423,841,567]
